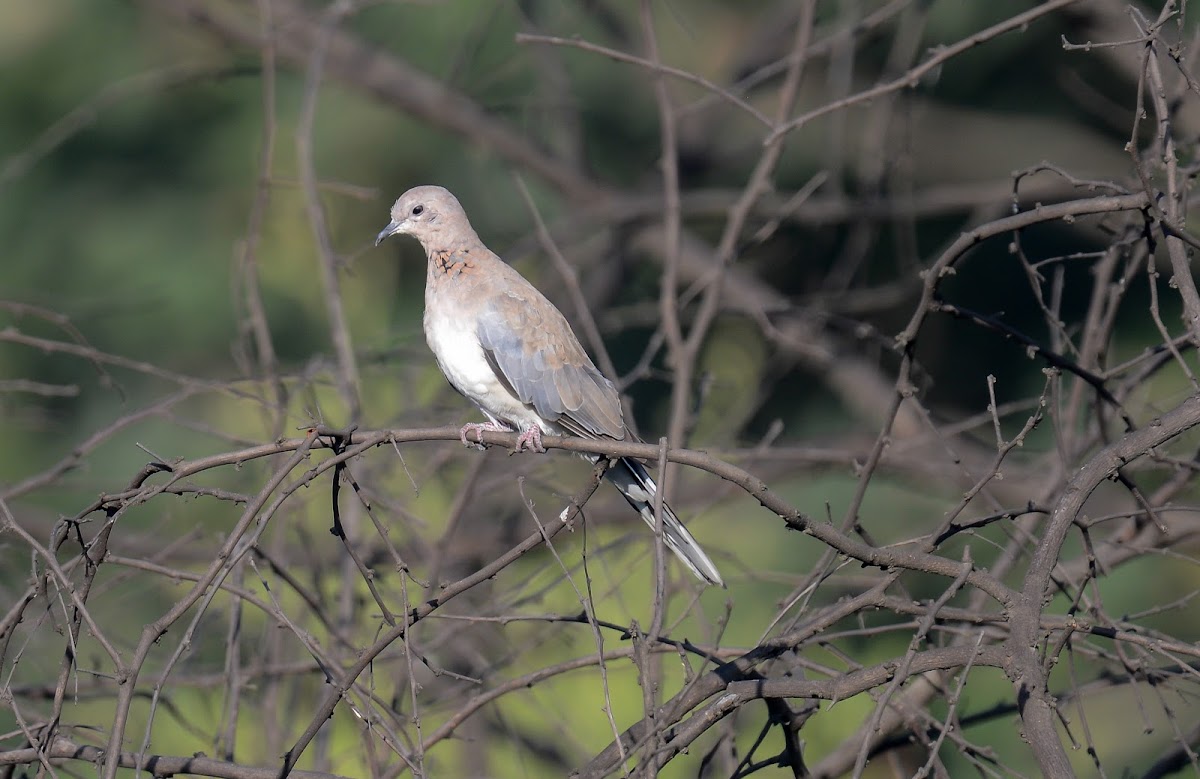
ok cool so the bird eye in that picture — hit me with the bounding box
[411,205,424,216]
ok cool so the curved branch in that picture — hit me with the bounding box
[0,737,346,779]
[1007,393,1200,776]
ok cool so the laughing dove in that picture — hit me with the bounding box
[375,185,723,586]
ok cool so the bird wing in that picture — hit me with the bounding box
[475,278,625,440]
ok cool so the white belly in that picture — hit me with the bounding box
[424,308,549,433]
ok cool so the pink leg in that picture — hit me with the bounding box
[459,421,509,448]
[514,425,546,453]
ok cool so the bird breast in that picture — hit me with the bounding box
[423,304,545,431]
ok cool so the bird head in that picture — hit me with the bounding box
[375,185,466,247]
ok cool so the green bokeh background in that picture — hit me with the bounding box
[3,1,1199,777]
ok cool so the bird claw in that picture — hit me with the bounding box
[456,422,545,452]
[513,426,546,454]
[459,422,506,450]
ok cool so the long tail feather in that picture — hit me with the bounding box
[603,457,724,587]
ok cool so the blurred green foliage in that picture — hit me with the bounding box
[4,1,1200,777]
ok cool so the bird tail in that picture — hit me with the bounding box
[604,457,724,587]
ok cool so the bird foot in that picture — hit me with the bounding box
[513,425,547,454]
[459,421,509,449]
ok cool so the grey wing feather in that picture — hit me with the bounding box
[476,289,625,439]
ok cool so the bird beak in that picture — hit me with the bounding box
[375,219,402,246]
